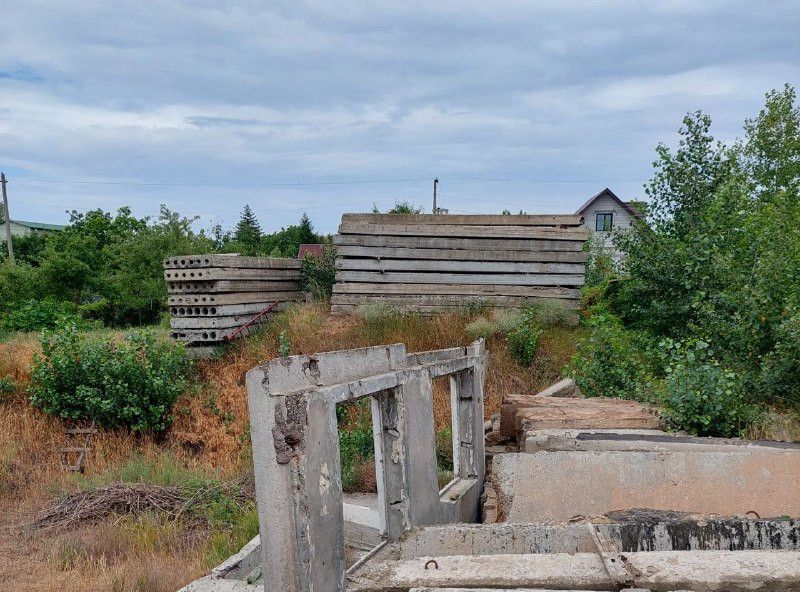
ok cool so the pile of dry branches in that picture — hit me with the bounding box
[31,476,255,531]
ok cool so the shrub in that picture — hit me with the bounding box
[566,313,652,400]
[0,376,15,403]
[0,263,39,317]
[277,331,291,357]
[29,322,191,431]
[300,243,336,301]
[2,299,97,333]
[661,340,760,437]
[530,299,574,328]
[583,233,618,288]
[338,425,374,492]
[506,307,542,367]
[465,309,522,340]
[758,311,800,408]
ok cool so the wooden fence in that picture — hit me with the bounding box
[164,254,303,344]
[331,214,588,314]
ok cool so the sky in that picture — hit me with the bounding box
[1,1,798,235]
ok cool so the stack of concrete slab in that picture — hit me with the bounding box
[164,254,303,345]
[330,213,589,314]
[499,383,663,444]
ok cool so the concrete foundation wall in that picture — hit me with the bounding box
[493,450,800,523]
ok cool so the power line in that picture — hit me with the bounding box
[11,175,646,189]
[12,177,432,188]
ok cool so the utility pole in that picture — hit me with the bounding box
[1,173,13,264]
[432,177,439,214]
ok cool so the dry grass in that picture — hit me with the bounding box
[748,409,800,442]
[0,302,582,591]
[178,302,582,462]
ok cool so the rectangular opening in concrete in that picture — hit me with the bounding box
[431,375,455,492]
[335,398,382,561]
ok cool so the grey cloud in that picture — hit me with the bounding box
[0,1,798,233]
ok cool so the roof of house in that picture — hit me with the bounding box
[15,219,65,231]
[1,218,65,231]
[575,188,645,220]
[297,243,324,259]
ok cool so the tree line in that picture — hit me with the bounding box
[0,205,323,329]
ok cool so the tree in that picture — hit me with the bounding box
[261,212,321,258]
[609,84,800,404]
[373,200,424,214]
[234,204,263,255]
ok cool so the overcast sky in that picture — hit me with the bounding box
[1,1,798,234]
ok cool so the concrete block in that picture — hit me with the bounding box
[167,280,300,294]
[348,550,800,591]
[170,314,267,330]
[163,267,301,281]
[493,450,800,523]
[523,429,800,454]
[519,397,661,431]
[168,291,303,306]
[370,516,800,561]
[533,377,581,398]
[170,302,294,317]
[254,344,407,397]
[164,254,301,270]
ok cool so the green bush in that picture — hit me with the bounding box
[300,243,336,301]
[278,331,291,357]
[506,307,542,367]
[566,313,653,400]
[757,311,800,408]
[339,424,374,492]
[1,299,97,333]
[583,233,618,288]
[0,263,39,318]
[29,322,191,431]
[661,340,760,437]
[0,376,15,401]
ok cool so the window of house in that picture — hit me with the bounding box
[595,212,613,231]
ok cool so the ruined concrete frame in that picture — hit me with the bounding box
[247,339,487,592]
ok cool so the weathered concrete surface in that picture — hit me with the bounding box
[348,550,800,591]
[247,341,488,592]
[533,377,582,398]
[493,450,800,523]
[408,589,605,591]
[521,429,800,454]
[501,396,661,440]
[408,589,652,592]
[370,516,800,560]
[178,535,262,591]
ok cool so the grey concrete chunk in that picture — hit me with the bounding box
[493,450,800,524]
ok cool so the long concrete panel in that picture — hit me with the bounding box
[338,222,588,240]
[336,271,585,287]
[330,294,581,309]
[341,213,584,227]
[493,450,800,523]
[168,291,303,306]
[164,254,301,269]
[336,258,585,275]
[349,551,800,591]
[335,245,588,263]
[332,234,585,252]
[164,268,301,281]
[167,280,300,294]
[332,283,581,299]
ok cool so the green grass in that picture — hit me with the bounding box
[73,453,208,491]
